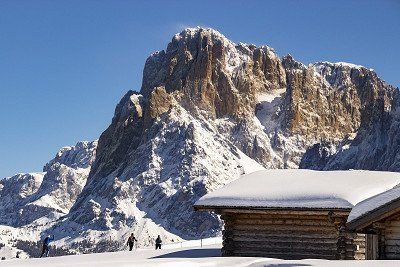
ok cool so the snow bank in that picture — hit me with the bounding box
[348,186,400,223]
[2,244,400,267]
[195,169,400,209]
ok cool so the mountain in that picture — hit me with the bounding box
[0,141,97,258]
[1,27,399,257]
[55,27,399,249]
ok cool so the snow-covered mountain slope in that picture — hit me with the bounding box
[54,103,265,250]
[0,141,97,259]
[0,141,97,227]
[1,27,399,257]
[0,172,45,223]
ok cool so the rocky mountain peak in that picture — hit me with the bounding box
[44,140,98,172]
[140,27,287,122]
[282,54,306,70]
[171,27,235,48]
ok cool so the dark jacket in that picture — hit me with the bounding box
[43,236,54,246]
[127,236,137,244]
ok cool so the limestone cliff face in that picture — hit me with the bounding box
[141,28,286,119]
[60,27,399,251]
[297,62,399,171]
[282,59,397,140]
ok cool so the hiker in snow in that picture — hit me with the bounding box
[126,233,138,251]
[155,235,162,250]
[40,235,54,258]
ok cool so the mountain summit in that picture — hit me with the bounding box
[1,27,399,256]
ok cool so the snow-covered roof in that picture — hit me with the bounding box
[348,186,400,225]
[194,169,400,210]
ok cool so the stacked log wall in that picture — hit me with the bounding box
[383,218,400,259]
[221,211,364,260]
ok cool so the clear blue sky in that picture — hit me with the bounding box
[0,0,399,178]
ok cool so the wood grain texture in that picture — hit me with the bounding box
[219,210,365,260]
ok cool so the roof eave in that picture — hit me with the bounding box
[194,204,351,214]
[347,198,400,232]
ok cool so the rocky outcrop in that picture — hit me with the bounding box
[89,91,144,180]
[0,173,45,225]
[141,28,286,119]
[298,62,399,170]
[0,141,97,227]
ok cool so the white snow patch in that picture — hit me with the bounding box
[28,194,69,214]
[257,88,286,103]
[334,62,364,69]
[236,150,265,174]
[341,144,351,151]
[255,88,286,133]
[315,61,364,70]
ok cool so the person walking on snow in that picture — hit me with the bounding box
[40,235,54,258]
[155,235,162,250]
[126,233,138,251]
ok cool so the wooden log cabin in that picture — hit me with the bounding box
[347,186,400,259]
[194,169,400,260]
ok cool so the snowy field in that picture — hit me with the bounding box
[1,244,400,267]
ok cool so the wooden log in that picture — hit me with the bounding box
[385,239,400,246]
[226,244,337,255]
[231,251,337,260]
[224,242,340,252]
[222,213,335,221]
[351,237,367,243]
[226,218,335,227]
[385,220,400,227]
[383,226,400,233]
[226,229,339,238]
[230,223,337,232]
[229,239,338,248]
[348,247,365,253]
[382,233,400,239]
[231,250,337,259]
[385,252,400,260]
[345,251,365,260]
[345,240,365,246]
[230,235,338,244]
[353,254,365,260]
[222,214,326,220]
[221,209,349,216]
[385,245,400,253]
